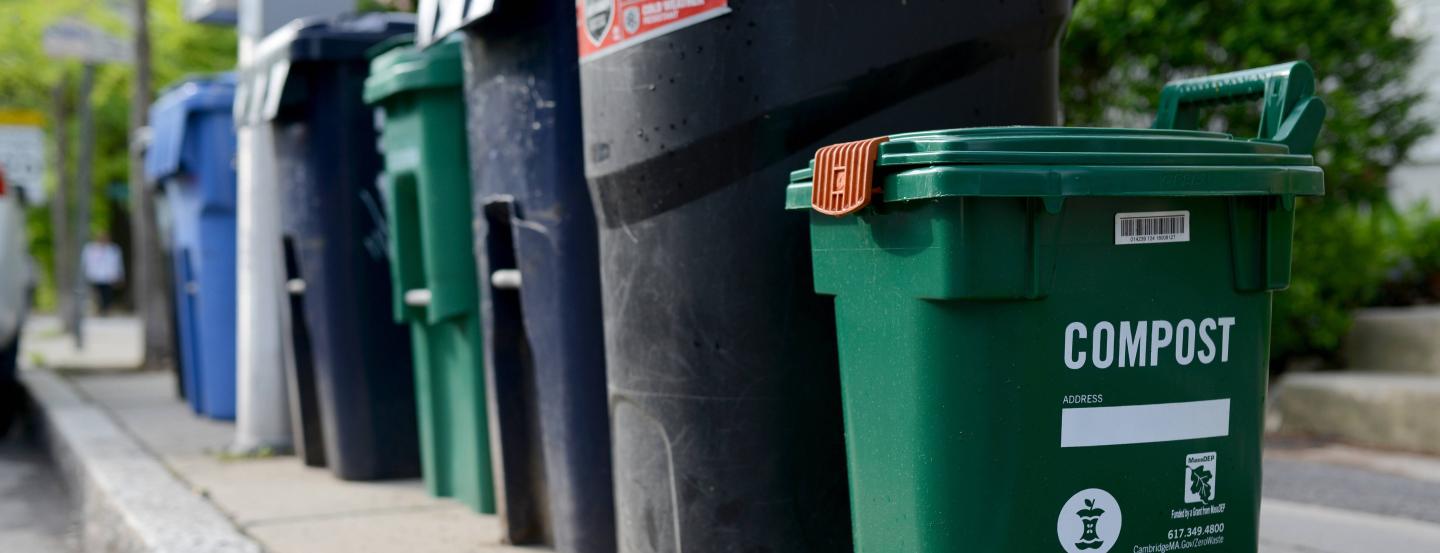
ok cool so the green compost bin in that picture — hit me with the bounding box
[786,63,1327,553]
[364,36,495,514]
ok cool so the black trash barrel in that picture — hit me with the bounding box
[461,1,615,551]
[254,13,420,480]
[577,2,1072,551]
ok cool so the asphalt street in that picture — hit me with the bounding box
[1265,455,1440,525]
[0,429,77,553]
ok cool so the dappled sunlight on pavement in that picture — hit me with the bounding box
[20,315,143,372]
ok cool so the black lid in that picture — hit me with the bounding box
[235,12,416,125]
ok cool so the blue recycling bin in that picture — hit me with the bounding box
[243,13,419,481]
[460,2,614,550]
[144,74,239,420]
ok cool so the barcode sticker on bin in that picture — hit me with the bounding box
[1115,211,1190,245]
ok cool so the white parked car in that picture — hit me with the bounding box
[0,170,35,435]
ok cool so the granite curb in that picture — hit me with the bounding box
[20,369,263,553]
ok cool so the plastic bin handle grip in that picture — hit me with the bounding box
[1152,61,1327,155]
[810,137,891,217]
[404,289,432,307]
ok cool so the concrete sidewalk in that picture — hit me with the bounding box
[39,366,1440,553]
[21,314,143,372]
[15,314,533,553]
[43,368,532,553]
[16,316,1440,553]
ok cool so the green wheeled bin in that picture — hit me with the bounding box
[365,36,496,513]
[787,63,1327,553]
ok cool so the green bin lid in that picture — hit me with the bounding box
[789,62,1328,215]
[786,127,1326,213]
[858,126,1309,166]
[362,34,464,106]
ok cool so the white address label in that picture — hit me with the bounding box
[1116,210,1190,245]
[1060,398,1230,448]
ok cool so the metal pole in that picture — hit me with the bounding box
[70,63,96,348]
[50,75,73,342]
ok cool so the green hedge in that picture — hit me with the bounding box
[1061,0,1432,363]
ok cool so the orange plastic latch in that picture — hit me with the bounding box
[811,136,890,217]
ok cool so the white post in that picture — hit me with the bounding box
[232,122,290,453]
[231,0,349,454]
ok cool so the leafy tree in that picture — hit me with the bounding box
[359,0,416,12]
[1062,0,1431,362]
[0,0,236,309]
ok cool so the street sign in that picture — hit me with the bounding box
[416,0,494,47]
[42,19,131,64]
[0,112,47,204]
[0,111,43,127]
[183,0,240,25]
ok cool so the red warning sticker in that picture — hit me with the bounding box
[577,0,731,61]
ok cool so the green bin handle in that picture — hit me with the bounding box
[1152,61,1327,155]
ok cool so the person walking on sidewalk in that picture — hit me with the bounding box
[82,233,125,315]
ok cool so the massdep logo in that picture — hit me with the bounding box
[1185,452,1217,504]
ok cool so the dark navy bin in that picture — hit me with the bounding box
[457,1,615,551]
[144,74,239,420]
[247,13,420,480]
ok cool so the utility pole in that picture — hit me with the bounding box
[50,76,72,337]
[43,19,130,346]
[129,0,171,371]
[70,64,96,348]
